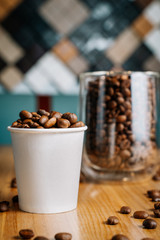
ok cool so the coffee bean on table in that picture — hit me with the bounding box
[19,229,34,239]
[120,206,131,214]
[154,202,160,209]
[34,237,49,240]
[153,209,160,218]
[152,197,160,202]
[141,238,154,240]
[133,211,148,219]
[143,219,157,229]
[20,110,32,120]
[55,232,72,240]
[112,234,129,240]
[12,195,18,204]
[147,190,160,198]
[152,174,160,181]
[11,177,17,188]
[0,201,9,212]
[107,216,119,225]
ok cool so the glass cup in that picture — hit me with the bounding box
[79,71,160,181]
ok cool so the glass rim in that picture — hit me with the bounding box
[79,71,160,79]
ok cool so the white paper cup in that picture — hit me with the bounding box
[8,126,87,214]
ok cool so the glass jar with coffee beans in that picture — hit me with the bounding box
[79,71,160,181]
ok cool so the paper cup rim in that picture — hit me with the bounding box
[8,126,87,134]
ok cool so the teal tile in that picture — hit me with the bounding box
[53,95,79,117]
[0,95,36,144]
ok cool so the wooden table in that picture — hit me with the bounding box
[0,146,160,240]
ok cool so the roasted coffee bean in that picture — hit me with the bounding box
[143,219,157,229]
[20,110,32,120]
[44,117,56,128]
[133,211,148,219]
[154,202,160,209]
[116,115,127,123]
[152,197,160,202]
[34,237,49,240]
[120,206,131,214]
[116,123,124,132]
[11,110,85,129]
[50,111,62,119]
[31,112,41,118]
[120,150,131,160]
[108,101,117,109]
[62,112,78,124]
[107,216,119,225]
[153,209,160,217]
[12,195,18,203]
[70,121,85,128]
[147,190,160,198]
[31,122,39,128]
[19,229,34,239]
[141,238,154,240]
[23,119,33,126]
[11,177,17,188]
[152,174,160,181]
[22,123,30,128]
[37,109,50,116]
[55,232,72,240]
[112,234,129,240]
[0,201,9,212]
[39,115,49,126]
[57,118,71,128]
[11,121,19,127]
[117,97,125,104]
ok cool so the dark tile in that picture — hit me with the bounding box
[102,8,130,37]
[26,43,45,62]
[25,0,46,9]
[1,12,22,35]
[122,43,153,71]
[135,0,153,9]
[16,55,33,73]
[12,26,35,49]
[80,0,99,8]
[70,17,101,52]
[29,12,60,50]
[122,3,142,22]
[90,55,114,71]
[16,43,46,73]
[0,57,6,72]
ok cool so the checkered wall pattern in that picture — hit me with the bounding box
[0,0,160,95]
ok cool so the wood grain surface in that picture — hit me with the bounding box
[0,146,160,240]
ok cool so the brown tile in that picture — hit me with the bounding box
[0,66,23,91]
[143,56,160,71]
[0,0,22,9]
[0,5,8,21]
[0,26,24,63]
[67,55,89,74]
[39,0,89,34]
[132,15,153,38]
[106,28,140,64]
[53,38,79,63]
[135,0,153,9]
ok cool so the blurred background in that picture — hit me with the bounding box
[0,0,160,144]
